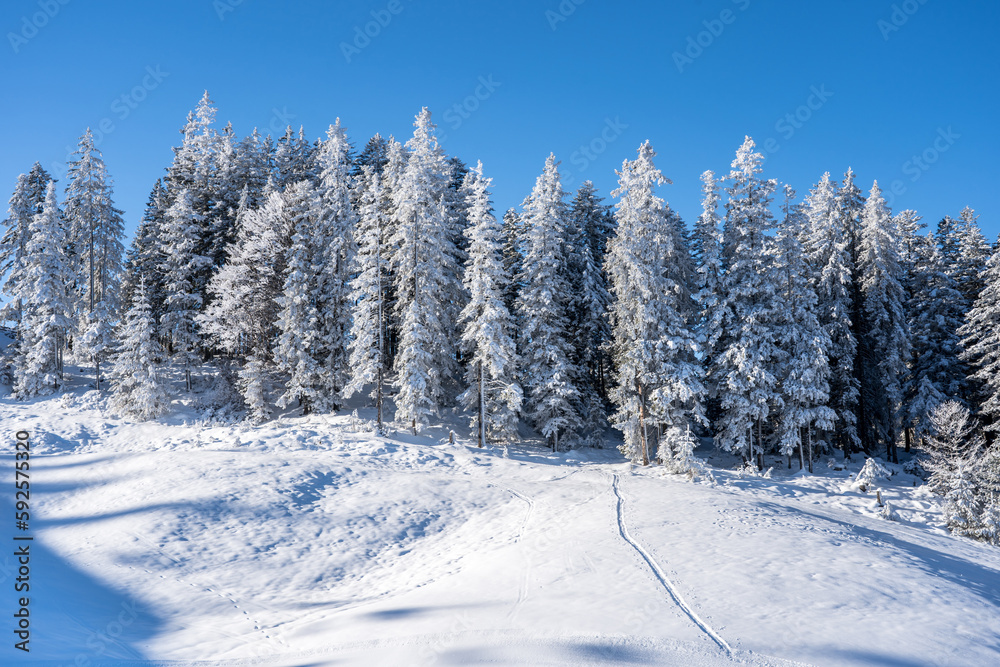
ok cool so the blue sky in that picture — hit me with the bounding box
[3,0,998,242]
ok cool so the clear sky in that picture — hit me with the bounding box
[3,0,998,243]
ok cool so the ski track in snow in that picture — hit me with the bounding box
[611,471,733,657]
[489,483,535,621]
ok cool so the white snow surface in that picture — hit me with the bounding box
[2,385,1000,666]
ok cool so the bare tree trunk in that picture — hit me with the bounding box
[478,362,485,448]
[807,425,814,474]
[635,378,649,466]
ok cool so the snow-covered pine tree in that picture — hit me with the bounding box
[606,141,705,465]
[1,163,53,326]
[163,92,221,297]
[457,162,522,447]
[836,168,868,455]
[200,190,290,412]
[351,133,390,178]
[344,166,392,432]
[160,189,210,392]
[693,169,725,430]
[903,233,968,442]
[109,280,169,420]
[12,182,74,398]
[713,137,783,467]
[274,126,317,189]
[121,180,169,327]
[803,172,860,458]
[952,207,993,310]
[567,181,613,445]
[500,207,525,320]
[516,153,582,451]
[773,186,836,472]
[390,109,462,432]
[959,240,1000,435]
[274,181,327,415]
[312,119,359,409]
[858,181,910,462]
[62,129,125,389]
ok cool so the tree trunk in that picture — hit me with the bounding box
[635,378,649,466]
[807,425,814,474]
[478,362,485,448]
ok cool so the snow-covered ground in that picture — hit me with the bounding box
[2,378,999,666]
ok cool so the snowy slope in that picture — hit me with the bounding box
[2,387,999,666]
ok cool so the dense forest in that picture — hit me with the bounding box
[2,92,999,542]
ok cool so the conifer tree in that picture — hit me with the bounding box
[952,207,993,309]
[390,109,461,432]
[122,180,170,326]
[345,167,393,432]
[516,154,581,451]
[110,280,169,420]
[713,137,782,467]
[959,241,1000,434]
[274,182,327,414]
[63,129,125,389]
[1,163,53,326]
[457,162,522,446]
[606,142,704,465]
[858,181,909,462]
[12,182,74,398]
[694,170,725,430]
[803,172,860,457]
[160,189,210,392]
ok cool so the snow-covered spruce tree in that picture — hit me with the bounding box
[774,186,836,473]
[390,109,462,432]
[835,168,868,454]
[516,154,582,451]
[959,240,1000,435]
[379,137,408,363]
[1,163,53,326]
[274,181,328,415]
[500,207,525,321]
[200,190,290,417]
[121,180,169,327]
[858,181,909,462]
[803,172,860,458]
[63,129,125,389]
[952,207,993,309]
[713,137,783,467]
[344,167,392,432]
[312,119,359,408]
[12,182,74,398]
[274,125,317,189]
[352,133,390,178]
[457,162,522,447]
[109,280,169,420]
[903,234,968,442]
[606,141,704,466]
[160,189,210,392]
[567,181,613,445]
[693,170,725,429]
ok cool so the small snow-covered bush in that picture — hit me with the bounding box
[855,457,891,493]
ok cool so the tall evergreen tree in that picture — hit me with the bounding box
[345,166,393,432]
[952,207,993,309]
[858,181,909,462]
[774,186,836,472]
[12,182,74,398]
[63,129,125,389]
[109,280,169,420]
[516,154,581,451]
[694,170,725,432]
[160,189,210,392]
[606,142,704,465]
[1,163,53,326]
[457,162,522,446]
[959,241,1000,435]
[713,137,782,467]
[121,180,170,326]
[803,172,860,457]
